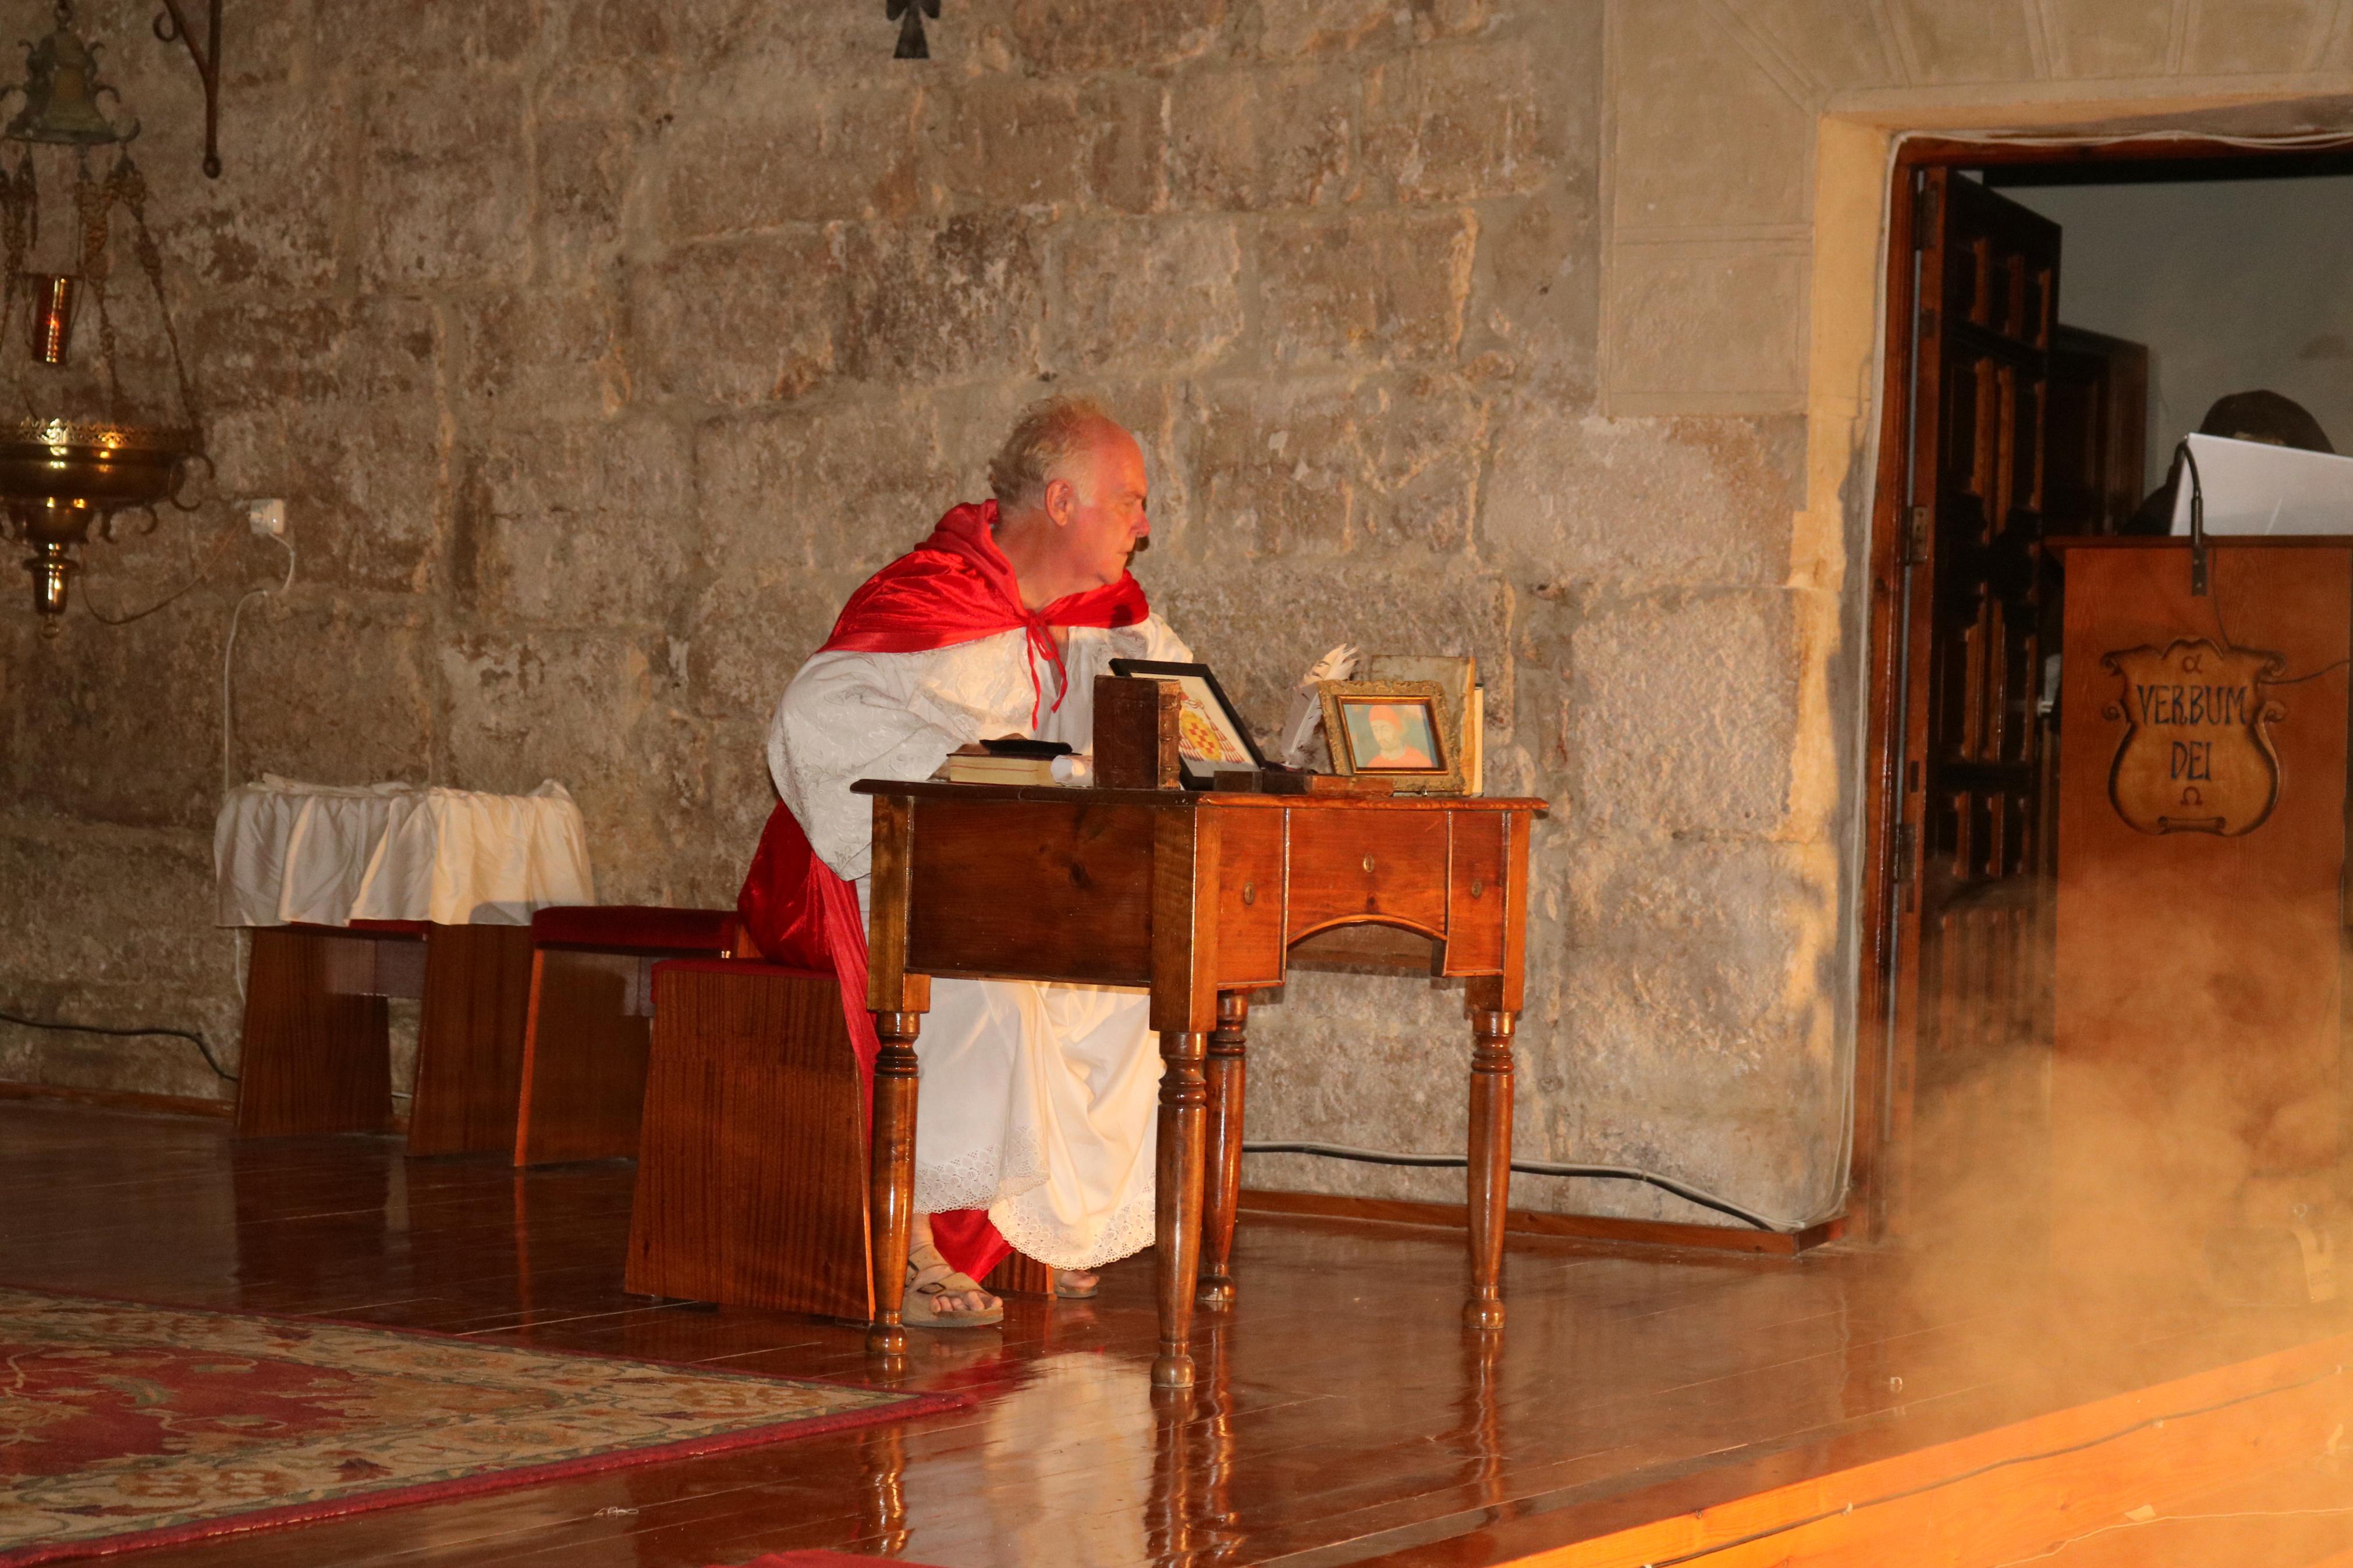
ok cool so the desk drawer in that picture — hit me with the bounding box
[1215,810,1286,986]
[1444,812,1507,974]
[1286,810,1449,939]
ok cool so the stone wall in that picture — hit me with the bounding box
[8,0,2339,1227]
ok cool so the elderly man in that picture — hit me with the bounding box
[738,396,1189,1326]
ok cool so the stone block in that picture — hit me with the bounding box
[673,717,780,906]
[443,285,625,421]
[354,74,534,290]
[0,817,240,1099]
[1607,243,1808,411]
[663,0,881,79]
[450,415,694,628]
[228,597,435,789]
[1560,837,1819,1044]
[693,398,956,583]
[838,215,1045,385]
[1255,212,1477,368]
[312,4,541,77]
[1187,379,1365,557]
[187,296,438,417]
[0,819,223,986]
[1564,588,1801,836]
[660,78,924,237]
[535,118,638,279]
[1886,0,2037,82]
[1469,189,1600,399]
[1186,374,1488,558]
[276,395,446,595]
[1003,0,1234,72]
[147,90,345,294]
[628,230,844,406]
[928,77,1093,214]
[683,567,874,726]
[436,628,706,903]
[1166,67,1356,211]
[1077,77,1169,215]
[538,1,682,120]
[1484,409,1802,590]
[1251,0,1400,58]
[1049,218,1244,372]
[2043,0,2174,76]
[6,603,226,829]
[1361,43,1553,205]
[1610,1,1811,232]
[1151,557,1514,746]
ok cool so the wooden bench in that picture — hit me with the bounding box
[624,958,1052,1318]
[235,919,535,1155]
[511,905,737,1168]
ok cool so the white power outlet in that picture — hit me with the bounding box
[246,499,287,538]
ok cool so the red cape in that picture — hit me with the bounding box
[737,501,1148,1282]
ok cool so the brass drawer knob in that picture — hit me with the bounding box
[1241,881,1256,906]
[1361,854,1375,873]
[1470,878,1485,899]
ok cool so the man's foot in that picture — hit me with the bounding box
[904,1240,1003,1328]
[1054,1268,1099,1299]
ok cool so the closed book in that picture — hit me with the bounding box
[934,748,1092,787]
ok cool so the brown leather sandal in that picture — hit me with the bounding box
[903,1240,1003,1328]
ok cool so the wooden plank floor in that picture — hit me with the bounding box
[3,1100,2350,1567]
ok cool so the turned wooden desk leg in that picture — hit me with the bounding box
[1465,998,1517,1329]
[867,1011,923,1359]
[1199,991,1249,1310]
[1154,1029,1211,1388]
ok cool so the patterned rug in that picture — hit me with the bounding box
[0,1288,961,1566]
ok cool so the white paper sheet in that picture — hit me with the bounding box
[2168,433,2353,536]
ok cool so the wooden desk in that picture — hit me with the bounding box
[852,780,1543,1388]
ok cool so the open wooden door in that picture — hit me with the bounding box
[1875,170,2061,1233]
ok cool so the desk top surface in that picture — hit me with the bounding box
[852,779,1548,813]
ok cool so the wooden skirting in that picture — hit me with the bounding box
[1237,1187,1844,1256]
[0,1079,233,1120]
[1498,1329,2353,1567]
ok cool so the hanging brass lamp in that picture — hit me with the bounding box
[0,0,203,632]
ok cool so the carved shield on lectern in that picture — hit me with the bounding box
[2102,638,2285,835]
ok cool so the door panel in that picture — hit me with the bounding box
[1884,169,2061,1230]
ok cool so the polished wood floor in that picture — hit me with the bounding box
[5,1100,2351,1567]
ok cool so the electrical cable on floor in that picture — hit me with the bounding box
[0,1009,237,1082]
[1240,1140,1786,1231]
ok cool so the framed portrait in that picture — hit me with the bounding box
[1318,680,1464,794]
[1107,659,1268,787]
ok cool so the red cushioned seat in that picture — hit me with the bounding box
[528,904,737,955]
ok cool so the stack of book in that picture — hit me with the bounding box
[932,743,1092,787]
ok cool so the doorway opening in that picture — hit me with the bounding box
[1852,137,2353,1241]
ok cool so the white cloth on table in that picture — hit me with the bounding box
[214,775,596,927]
[771,617,1193,1271]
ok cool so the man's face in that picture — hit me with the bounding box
[1044,427,1151,589]
[1368,710,1406,751]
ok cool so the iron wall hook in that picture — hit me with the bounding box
[149,0,217,176]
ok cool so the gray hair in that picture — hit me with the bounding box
[988,394,1123,511]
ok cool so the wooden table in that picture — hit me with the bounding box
[852,780,1543,1388]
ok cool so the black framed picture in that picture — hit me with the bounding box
[1106,659,1268,786]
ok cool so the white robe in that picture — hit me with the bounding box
[766,616,1194,1270]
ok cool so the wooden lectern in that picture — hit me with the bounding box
[2054,539,2352,1257]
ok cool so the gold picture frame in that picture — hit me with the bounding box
[1317,680,1464,795]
